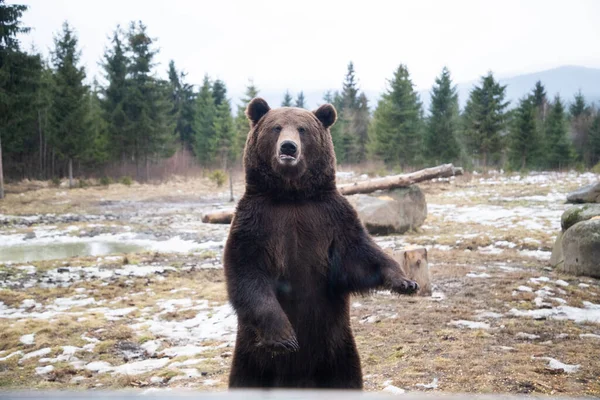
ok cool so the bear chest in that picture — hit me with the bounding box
[263,203,334,276]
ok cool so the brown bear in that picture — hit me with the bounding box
[223,98,418,389]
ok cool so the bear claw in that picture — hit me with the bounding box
[256,334,299,355]
[391,279,419,295]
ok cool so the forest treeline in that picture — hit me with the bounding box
[2,1,600,197]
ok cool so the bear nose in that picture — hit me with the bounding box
[280,140,298,156]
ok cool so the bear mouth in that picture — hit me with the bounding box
[278,154,298,165]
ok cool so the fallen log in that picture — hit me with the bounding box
[202,164,462,224]
[201,211,233,224]
[337,163,462,195]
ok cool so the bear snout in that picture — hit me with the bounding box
[280,140,298,158]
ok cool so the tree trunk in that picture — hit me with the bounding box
[482,151,488,170]
[0,133,5,200]
[338,163,462,195]
[521,154,526,170]
[68,158,73,188]
[229,168,234,202]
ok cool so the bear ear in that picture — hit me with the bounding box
[246,97,270,126]
[313,103,337,129]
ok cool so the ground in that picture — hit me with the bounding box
[0,170,599,395]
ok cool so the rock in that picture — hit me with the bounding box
[560,219,600,278]
[567,182,600,203]
[561,204,600,231]
[347,185,427,234]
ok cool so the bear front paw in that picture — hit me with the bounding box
[256,329,299,355]
[391,279,419,295]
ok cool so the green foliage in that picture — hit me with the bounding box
[370,64,423,167]
[592,161,600,174]
[168,60,196,151]
[425,67,460,164]
[51,176,61,187]
[78,179,89,188]
[545,95,574,169]
[281,90,293,107]
[193,75,217,165]
[99,176,111,186]
[234,80,259,162]
[122,22,175,180]
[587,111,600,166]
[295,91,306,109]
[213,99,236,169]
[462,72,509,167]
[508,96,541,170]
[48,21,91,187]
[208,169,226,187]
[120,176,133,186]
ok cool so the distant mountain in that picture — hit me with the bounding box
[419,65,600,112]
[230,66,600,113]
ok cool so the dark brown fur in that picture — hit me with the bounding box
[224,98,418,389]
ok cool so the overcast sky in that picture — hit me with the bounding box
[11,0,600,98]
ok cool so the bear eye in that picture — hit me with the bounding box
[272,125,282,133]
[298,127,306,134]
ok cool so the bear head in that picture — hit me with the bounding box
[243,98,337,198]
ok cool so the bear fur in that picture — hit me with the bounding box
[224,98,418,389]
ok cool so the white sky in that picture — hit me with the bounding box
[11,0,600,96]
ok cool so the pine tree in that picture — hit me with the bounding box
[83,80,110,166]
[212,79,227,107]
[569,90,592,165]
[234,80,259,162]
[100,26,129,163]
[49,21,91,188]
[0,0,43,196]
[214,98,236,170]
[425,67,460,163]
[462,72,509,168]
[589,111,600,166]
[545,95,574,169]
[123,21,174,181]
[167,60,196,151]
[370,64,423,167]
[341,61,359,109]
[193,75,217,165]
[351,93,370,163]
[295,91,306,109]
[281,90,293,107]
[508,96,540,170]
[323,91,344,162]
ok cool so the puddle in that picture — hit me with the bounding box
[0,241,145,263]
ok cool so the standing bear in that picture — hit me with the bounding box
[224,98,418,389]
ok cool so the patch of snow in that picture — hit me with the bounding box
[203,379,220,386]
[517,286,533,292]
[533,357,580,373]
[383,385,406,394]
[150,376,164,384]
[555,280,569,287]
[510,301,600,323]
[449,320,490,330]
[141,340,162,356]
[579,283,590,288]
[0,351,23,361]
[35,365,54,375]
[352,302,363,308]
[519,250,551,260]
[20,333,35,345]
[85,361,113,373]
[467,272,491,278]
[160,345,213,358]
[20,347,51,362]
[475,311,503,319]
[112,358,171,375]
[515,332,540,340]
[415,377,438,390]
[580,333,600,339]
[530,277,551,285]
[478,246,504,255]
